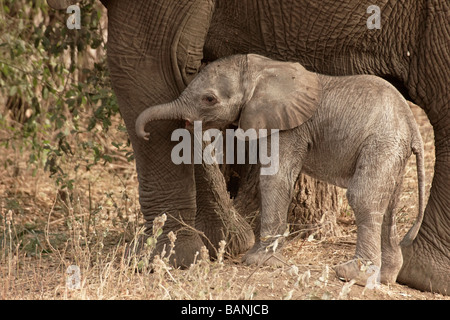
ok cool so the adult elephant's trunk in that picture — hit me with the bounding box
[135,100,190,140]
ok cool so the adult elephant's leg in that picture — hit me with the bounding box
[398,2,450,293]
[398,122,450,293]
[106,0,213,267]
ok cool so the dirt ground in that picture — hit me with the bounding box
[0,102,448,300]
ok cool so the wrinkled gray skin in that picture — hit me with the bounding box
[48,0,449,294]
[136,54,426,284]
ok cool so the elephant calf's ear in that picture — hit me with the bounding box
[239,54,321,133]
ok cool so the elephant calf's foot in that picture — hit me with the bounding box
[334,258,381,287]
[242,243,285,267]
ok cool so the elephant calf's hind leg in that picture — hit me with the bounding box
[335,151,400,285]
[380,176,405,284]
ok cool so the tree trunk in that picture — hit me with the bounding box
[288,174,343,239]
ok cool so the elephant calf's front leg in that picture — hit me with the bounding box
[242,171,294,267]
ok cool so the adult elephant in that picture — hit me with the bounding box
[47,0,449,294]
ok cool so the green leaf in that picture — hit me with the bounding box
[137,260,145,272]
[9,86,17,96]
[42,86,48,100]
[146,237,156,248]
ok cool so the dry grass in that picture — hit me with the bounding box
[0,103,447,300]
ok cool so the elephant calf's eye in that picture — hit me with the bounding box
[202,95,218,105]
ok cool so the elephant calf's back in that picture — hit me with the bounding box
[300,75,415,188]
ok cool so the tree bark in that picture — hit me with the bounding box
[288,174,343,239]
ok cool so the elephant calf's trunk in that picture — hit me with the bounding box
[135,101,185,140]
[135,111,152,141]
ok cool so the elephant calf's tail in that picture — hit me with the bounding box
[400,128,426,247]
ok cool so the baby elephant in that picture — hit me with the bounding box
[136,54,425,285]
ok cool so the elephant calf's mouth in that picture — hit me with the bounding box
[185,120,194,130]
[183,120,226,132]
